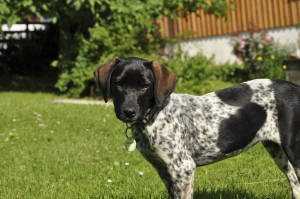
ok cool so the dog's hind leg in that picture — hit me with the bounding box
[263,141,300,199]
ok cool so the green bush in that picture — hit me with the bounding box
[232,31,292,80]
[162,53,243,95]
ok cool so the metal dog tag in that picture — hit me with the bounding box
[125,137,136,152]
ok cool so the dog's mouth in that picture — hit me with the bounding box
[117,114,139,124]
[122,117,137,123]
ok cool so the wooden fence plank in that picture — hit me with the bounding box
[206,12,212,37]
[226,0,233,34]
[169,18,174,37]
[262,0,269,29]
[256,0,264,30]
[240,0,247,32]
[216,15,222,35]
[178,12,183,37]
[278,0,285,27]
[284,0,292,26]
[249,0,257,31]
[245,0,252,31]
[191,12,198,38]
[182,14,187,39]
[273,0,280,27]
[267,0,274,28]
[173,17,178,37]
[200,9,207,37]
[211,14,217,36]
[164,17,170,38]
[196,10,202,37]
[231,0,238,33]
[290,0,298,25]
[235,0,242,32]
[187,12,193,39]
[221,16,227,35]
[297,0,300,22]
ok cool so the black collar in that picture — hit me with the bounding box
[124,106,159,138]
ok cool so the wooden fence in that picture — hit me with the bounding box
[157,0,300,40]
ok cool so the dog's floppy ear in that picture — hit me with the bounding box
[150,61,178,107]
[94,57,119,102]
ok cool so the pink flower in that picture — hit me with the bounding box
[237,45,243,51]
[270,36,274,40]
[239,38,246,42]
[238,55,243,60]
[263,38,269,43]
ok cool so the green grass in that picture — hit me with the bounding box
[0,92,292,199]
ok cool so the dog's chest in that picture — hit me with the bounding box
[132,126,168,168]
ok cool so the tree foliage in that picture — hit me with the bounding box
[0,0,229,97]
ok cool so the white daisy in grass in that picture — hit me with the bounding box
[138,171,144,176]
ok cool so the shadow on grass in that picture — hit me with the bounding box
[96,188,284,199]
[194,189,259,199]
[194,187,288,199]
[0,73,58,93]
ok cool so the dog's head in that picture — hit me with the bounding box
[94,57,177,123]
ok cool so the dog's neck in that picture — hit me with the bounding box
[131,105,160,127]
[126,96,171,136]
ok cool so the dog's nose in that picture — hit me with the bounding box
[124,108,136,118]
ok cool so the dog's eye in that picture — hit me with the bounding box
[141,85,150,91]
[112,81,121,85]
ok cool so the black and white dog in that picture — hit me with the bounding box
[94,57,300,199]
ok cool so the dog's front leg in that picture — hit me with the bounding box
[154,157,196,199]
[147,155,196,199]
[165,166,195,199]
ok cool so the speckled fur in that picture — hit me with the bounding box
[131,79,300,199]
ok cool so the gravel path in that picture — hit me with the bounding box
[53,98,112,105]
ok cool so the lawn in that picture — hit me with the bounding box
[0,92,292,199]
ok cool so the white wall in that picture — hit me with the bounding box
[165,26,300,64]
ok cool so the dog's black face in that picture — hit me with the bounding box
[110,58,155,123]
[94,56,177,124]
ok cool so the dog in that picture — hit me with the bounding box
[94,57,300,199]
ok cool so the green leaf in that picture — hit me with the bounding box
[42,4,48,11]
[29,5,36,12]
[51,60,59,67]
[52,17,57,24]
